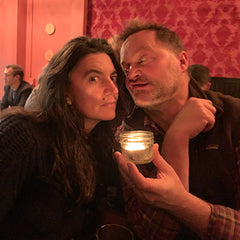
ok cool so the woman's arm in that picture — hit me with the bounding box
[0,116,36,223]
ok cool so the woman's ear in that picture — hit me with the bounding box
[177,51,189,72]
[66,96,72,105]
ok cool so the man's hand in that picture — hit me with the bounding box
[114,144,187,208]
[169,97,216,139]
[114,144,211,237]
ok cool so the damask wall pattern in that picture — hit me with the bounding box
[87,0,240,78]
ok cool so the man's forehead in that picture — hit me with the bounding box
[5,67,13,72]
[122,30,156,48]
[120,31,161,63]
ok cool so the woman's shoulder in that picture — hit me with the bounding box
[1,114,36,133]
[0,114,48,147]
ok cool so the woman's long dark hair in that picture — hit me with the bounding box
[38,36,128,202]
[1,36,128,203]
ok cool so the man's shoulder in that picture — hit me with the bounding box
[207,90,240,113]
[19,81,33,91]
[206,91,240,139]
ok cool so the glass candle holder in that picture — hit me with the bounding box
[119,130,154,164]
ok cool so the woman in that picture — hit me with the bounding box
[0,36,127,239]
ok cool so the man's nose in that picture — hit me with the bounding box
[127,66,142,81]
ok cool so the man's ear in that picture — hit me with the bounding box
[14,74,20,81]
[177,51,189,72]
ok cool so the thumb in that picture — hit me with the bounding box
[152,143,172,174]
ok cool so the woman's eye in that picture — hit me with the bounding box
[89,76,98,82]
[111,74,118,83]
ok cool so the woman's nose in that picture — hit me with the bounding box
[106,78,118,94]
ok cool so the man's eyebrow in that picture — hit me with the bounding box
[121,46,153,65]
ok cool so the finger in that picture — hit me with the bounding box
[127,161,147,187]
[114,151,132,184]
[152,144,174,178]
[114,151,126,170]
[203,109,216,132]
[205,101,216,114]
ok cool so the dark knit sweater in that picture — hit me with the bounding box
[0,115,123,239]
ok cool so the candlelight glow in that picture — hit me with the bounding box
[125,142,146,151]
[119,131,154,164]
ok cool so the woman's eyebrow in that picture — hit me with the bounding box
[83,69,102,77]
[83,69,117,77]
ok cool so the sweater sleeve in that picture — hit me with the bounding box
[0,116,37,223]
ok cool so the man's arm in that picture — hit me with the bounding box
[161,97,216,191]
[115,145,240,239]
[115,145,210,237]
[0,86,10,110]
[114,98,217,239]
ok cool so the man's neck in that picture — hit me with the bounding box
[11,80,21,91]
[144,84,189,132]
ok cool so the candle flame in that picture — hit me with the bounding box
[125,142,146,151]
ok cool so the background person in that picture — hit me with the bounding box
[0,36,127,239]
[187,64,212,91]
[114,20,240,240]
[24,64,48,111]
[0,64,32,111]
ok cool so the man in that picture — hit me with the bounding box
[114,20,240,240]
[0,64,32,111]
[188,64,212,91]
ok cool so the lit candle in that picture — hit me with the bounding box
[119,131,154,164]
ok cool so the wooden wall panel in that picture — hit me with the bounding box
[25,0,88,86]
[0,0,88,99]
[0,0,19,98]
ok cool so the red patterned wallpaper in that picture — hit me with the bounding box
[87,0,240,78]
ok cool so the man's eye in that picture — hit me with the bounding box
[111,75,118,81]
[139,57,147,65]
[123,68,129,75]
